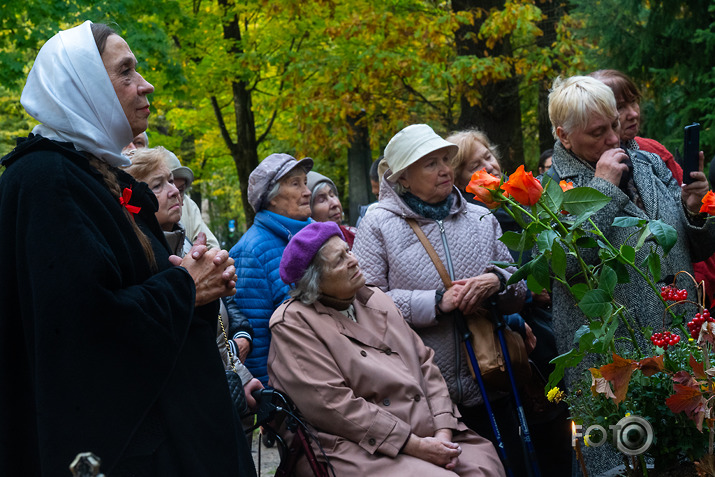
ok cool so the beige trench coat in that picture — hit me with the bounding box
[267,286,504,476]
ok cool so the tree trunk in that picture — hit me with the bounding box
[346,111,371,226]
[536,0,567,155]
[216,0,260,227]
[452,0,524,173]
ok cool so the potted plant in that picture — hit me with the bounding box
[467,167,715,476]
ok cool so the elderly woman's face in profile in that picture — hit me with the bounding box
[312,184,343,224]
[559,114,621,164]
[268,170,312,220]
[318,236,365,299]
[398,149,454,204]
[145,164,182,231]
[615,93,640,142]
[457,140,501,189]
[100,35,154,137]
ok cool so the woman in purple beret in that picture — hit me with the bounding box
[266,222,504,476]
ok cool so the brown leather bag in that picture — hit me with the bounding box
[405,218,531,392]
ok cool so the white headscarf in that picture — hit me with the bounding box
[21,20,134,167]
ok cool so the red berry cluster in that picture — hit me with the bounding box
[660,285,688,301]
[687,310,713,339]
[650,331,680,349]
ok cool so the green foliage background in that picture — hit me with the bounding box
[1,0,712,243]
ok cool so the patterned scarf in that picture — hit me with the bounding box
[401,191,453,221]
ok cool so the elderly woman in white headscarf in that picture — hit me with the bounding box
[0,22,254,476]
[352,124,529,475]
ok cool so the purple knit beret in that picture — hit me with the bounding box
[280,221,346,285]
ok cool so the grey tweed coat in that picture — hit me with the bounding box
[550,141,715,376]
[352,180,525,407]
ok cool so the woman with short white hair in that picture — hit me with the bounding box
[547,74,715,372]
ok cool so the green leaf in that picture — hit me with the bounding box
[612,216,645,228]
[548,348,585,390]
[562,187,612,215]
[570,210,596,229]
[526,274,546,294]
[575,236,598,248]
[499,230,534,251]
[531,254,551,291]
[648,220,678,254]
[634,226,652,251]
[551,242,566,280]
[539,176,564,213]
[570,283,589,301]
[536,229,558,252]
[507,260,532,285]
[646,252,662,282]
[619,244,636,264]
[578,289,612,317]
[490,261,514,269]
[598,265,617,296]
[604,258,631,284]
[573,324,591,344]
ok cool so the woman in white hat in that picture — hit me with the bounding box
[352,124,528,475]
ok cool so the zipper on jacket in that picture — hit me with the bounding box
[437,219,463,403]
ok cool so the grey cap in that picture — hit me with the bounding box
[306,171,338,208]
[248,153,314,212]
[163,150,194,187]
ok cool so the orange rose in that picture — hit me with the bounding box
[466,169,501,209]
[501,165,543,206]
[699,190,715,215]
[559,180,574,192]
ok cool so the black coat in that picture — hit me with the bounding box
[0,135,255,476]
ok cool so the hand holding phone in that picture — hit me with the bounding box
[683,123,701,184]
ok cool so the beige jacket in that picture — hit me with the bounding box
[267,286,504,476]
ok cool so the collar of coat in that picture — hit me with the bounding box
[376,178,468,221]
[284,286,396,353]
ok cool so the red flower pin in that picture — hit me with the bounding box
[119,187,141,217]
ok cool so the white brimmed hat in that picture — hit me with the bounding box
[384,124,459,181]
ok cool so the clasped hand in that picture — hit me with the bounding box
[439,274,501,316]
[403,429,461,470]
[168,232,238,306]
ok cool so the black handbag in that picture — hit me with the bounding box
[218,313,250,419]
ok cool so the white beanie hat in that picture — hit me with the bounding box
[384,124,459,181]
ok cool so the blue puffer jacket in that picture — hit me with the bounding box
[229,210,311,385]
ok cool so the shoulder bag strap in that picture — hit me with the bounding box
[405,218,453,289]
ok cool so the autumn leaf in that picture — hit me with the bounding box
[699,322,715,347]
[673,370,700,387]
[690,354,707,380]
[599,353,637,405]
[694,453,715,477]
[637,355,665,377]
[666,383,707,431]
[589,367,617,400]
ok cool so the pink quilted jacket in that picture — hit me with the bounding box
[353,182,525,407]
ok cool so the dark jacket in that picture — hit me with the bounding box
[0,135,255,477]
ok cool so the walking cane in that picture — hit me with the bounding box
[454,310,515,477]
[487,296,542,477]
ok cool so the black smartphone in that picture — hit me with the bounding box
[683,123,701,184]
